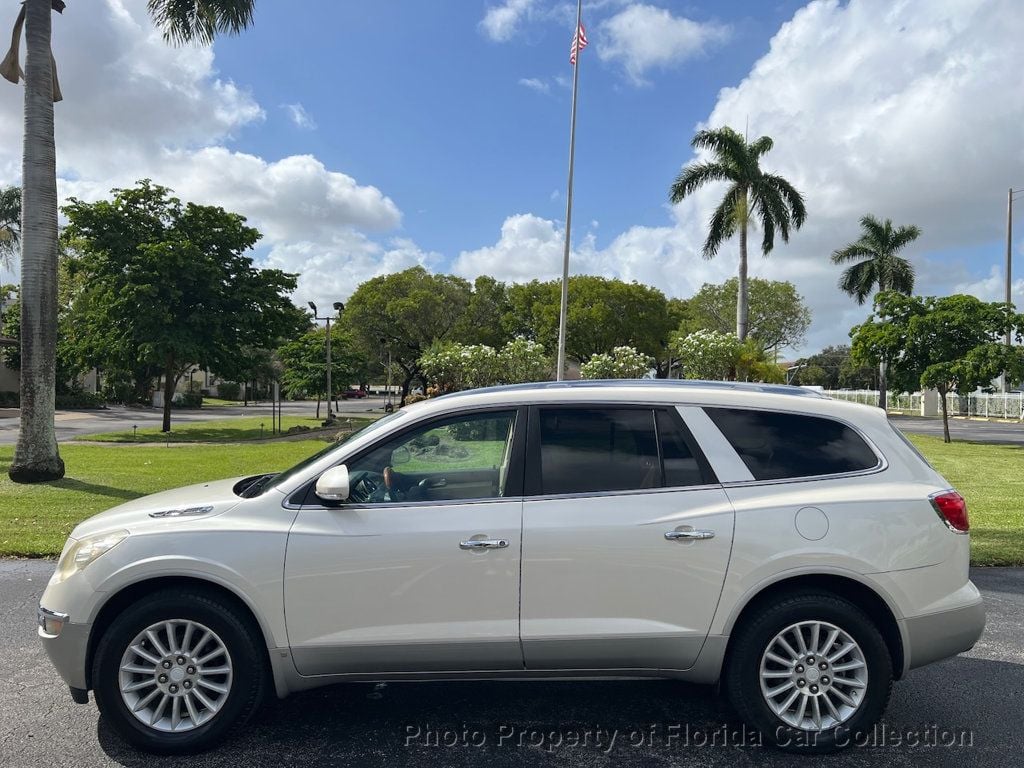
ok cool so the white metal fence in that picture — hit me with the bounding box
[823,389,1024,420]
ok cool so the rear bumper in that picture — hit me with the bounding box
[902,585,985,671]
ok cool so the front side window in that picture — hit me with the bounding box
[536,408,661,495]
[342,410,518,503]
[704,407,879,481]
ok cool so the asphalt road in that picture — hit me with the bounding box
[891,416,1024,445]
[0,399,389,445]
[1,561,1021,768]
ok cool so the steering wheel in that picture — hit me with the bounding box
[347,471,383,503]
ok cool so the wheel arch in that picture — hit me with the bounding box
[85,575,277,692]
[721,573,906,680]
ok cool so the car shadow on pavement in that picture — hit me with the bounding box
[96,656,1017,768]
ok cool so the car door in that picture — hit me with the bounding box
[284,407,526,676]
[520,405,735,671]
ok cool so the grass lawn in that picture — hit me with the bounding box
[0,441,326,557]
[907,434,1024,566]
[77,415,374,443]
[0,433,1020,564]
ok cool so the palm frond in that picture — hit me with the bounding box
[669,162,736,203]
[702,184,743,260]
[888,224,922,252]
[691,127,748,165]
[148,0,256,45]
[830,241,875,264]
[839,260,877,305]
[762,173,807,228]
[749,135,774,158]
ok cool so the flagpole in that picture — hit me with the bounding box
[556,0,583,381]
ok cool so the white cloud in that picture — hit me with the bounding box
[282,102,316,130]
[598,4,730,85]
[518,77,550,94]
[480,0,537,42]
[264,236,442,310]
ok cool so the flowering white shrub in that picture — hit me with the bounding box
[420,337,551,393]
[671,330,741,380]
[499,337,550,383]
[579,346,654,379]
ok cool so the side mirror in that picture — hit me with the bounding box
[391,446,412,465]
[315,465,350,502]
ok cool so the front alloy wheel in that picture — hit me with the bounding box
[93,588,267,754]
[118,619,233,732]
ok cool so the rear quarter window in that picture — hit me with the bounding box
[704,407,879,481]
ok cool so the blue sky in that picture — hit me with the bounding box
[211,1,805,256]
[1,0,1022,354]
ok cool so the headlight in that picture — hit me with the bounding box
[52,530,129,583]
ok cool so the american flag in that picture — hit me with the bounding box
[569,21,588,65]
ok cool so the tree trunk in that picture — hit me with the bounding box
[10,0,64,482]
[939,386,950,443]
[315,392,321,420]
[736,198,749,342]
[161,358,176,433]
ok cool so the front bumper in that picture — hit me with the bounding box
[38,606,91,692]
[902,589,986,670]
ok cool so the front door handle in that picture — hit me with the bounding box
[665,529,715,541]
[459,538,509,550]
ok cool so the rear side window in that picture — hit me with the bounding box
[705,407,878,481]
[656,409,707,488]
[537,408,660,494]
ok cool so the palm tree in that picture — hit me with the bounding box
[0,186,20,267]
[670,126,807,341]
[5,0,255,482]
[831,214,921,411]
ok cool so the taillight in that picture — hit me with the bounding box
[930,491,969,533]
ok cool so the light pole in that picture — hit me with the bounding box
[309,300,344,420]
[1003,189,1023,391]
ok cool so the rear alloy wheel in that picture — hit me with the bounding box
[93,588,267,754]
[725,592,893,753]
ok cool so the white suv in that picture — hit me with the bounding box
[37,381,985,753]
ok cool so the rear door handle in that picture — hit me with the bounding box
[664,529,715,541]
[459,538,509,550]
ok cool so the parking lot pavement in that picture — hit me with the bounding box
[891,416,1024,445]
[2,561,1021,768]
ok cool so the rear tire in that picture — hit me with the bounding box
[724,591,893,753]
[92,587,267,754]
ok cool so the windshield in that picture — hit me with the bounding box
[259,411,408,494]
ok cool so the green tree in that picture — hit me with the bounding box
[61,181,298,433]
[688,277,811,354]
[0,186,20,267]
[669,126,807,342]
[579,346,654,380]
[343,267,472,404]
[832,214,921,410]
[505,276,677,374]
[4,0,256,482]
[451,275,512,348]
[851,293,1024,442]
[792,344,876,389]
[278,325,366,418]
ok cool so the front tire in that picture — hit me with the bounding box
[92,587,267,754]
[724,592,893,753]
